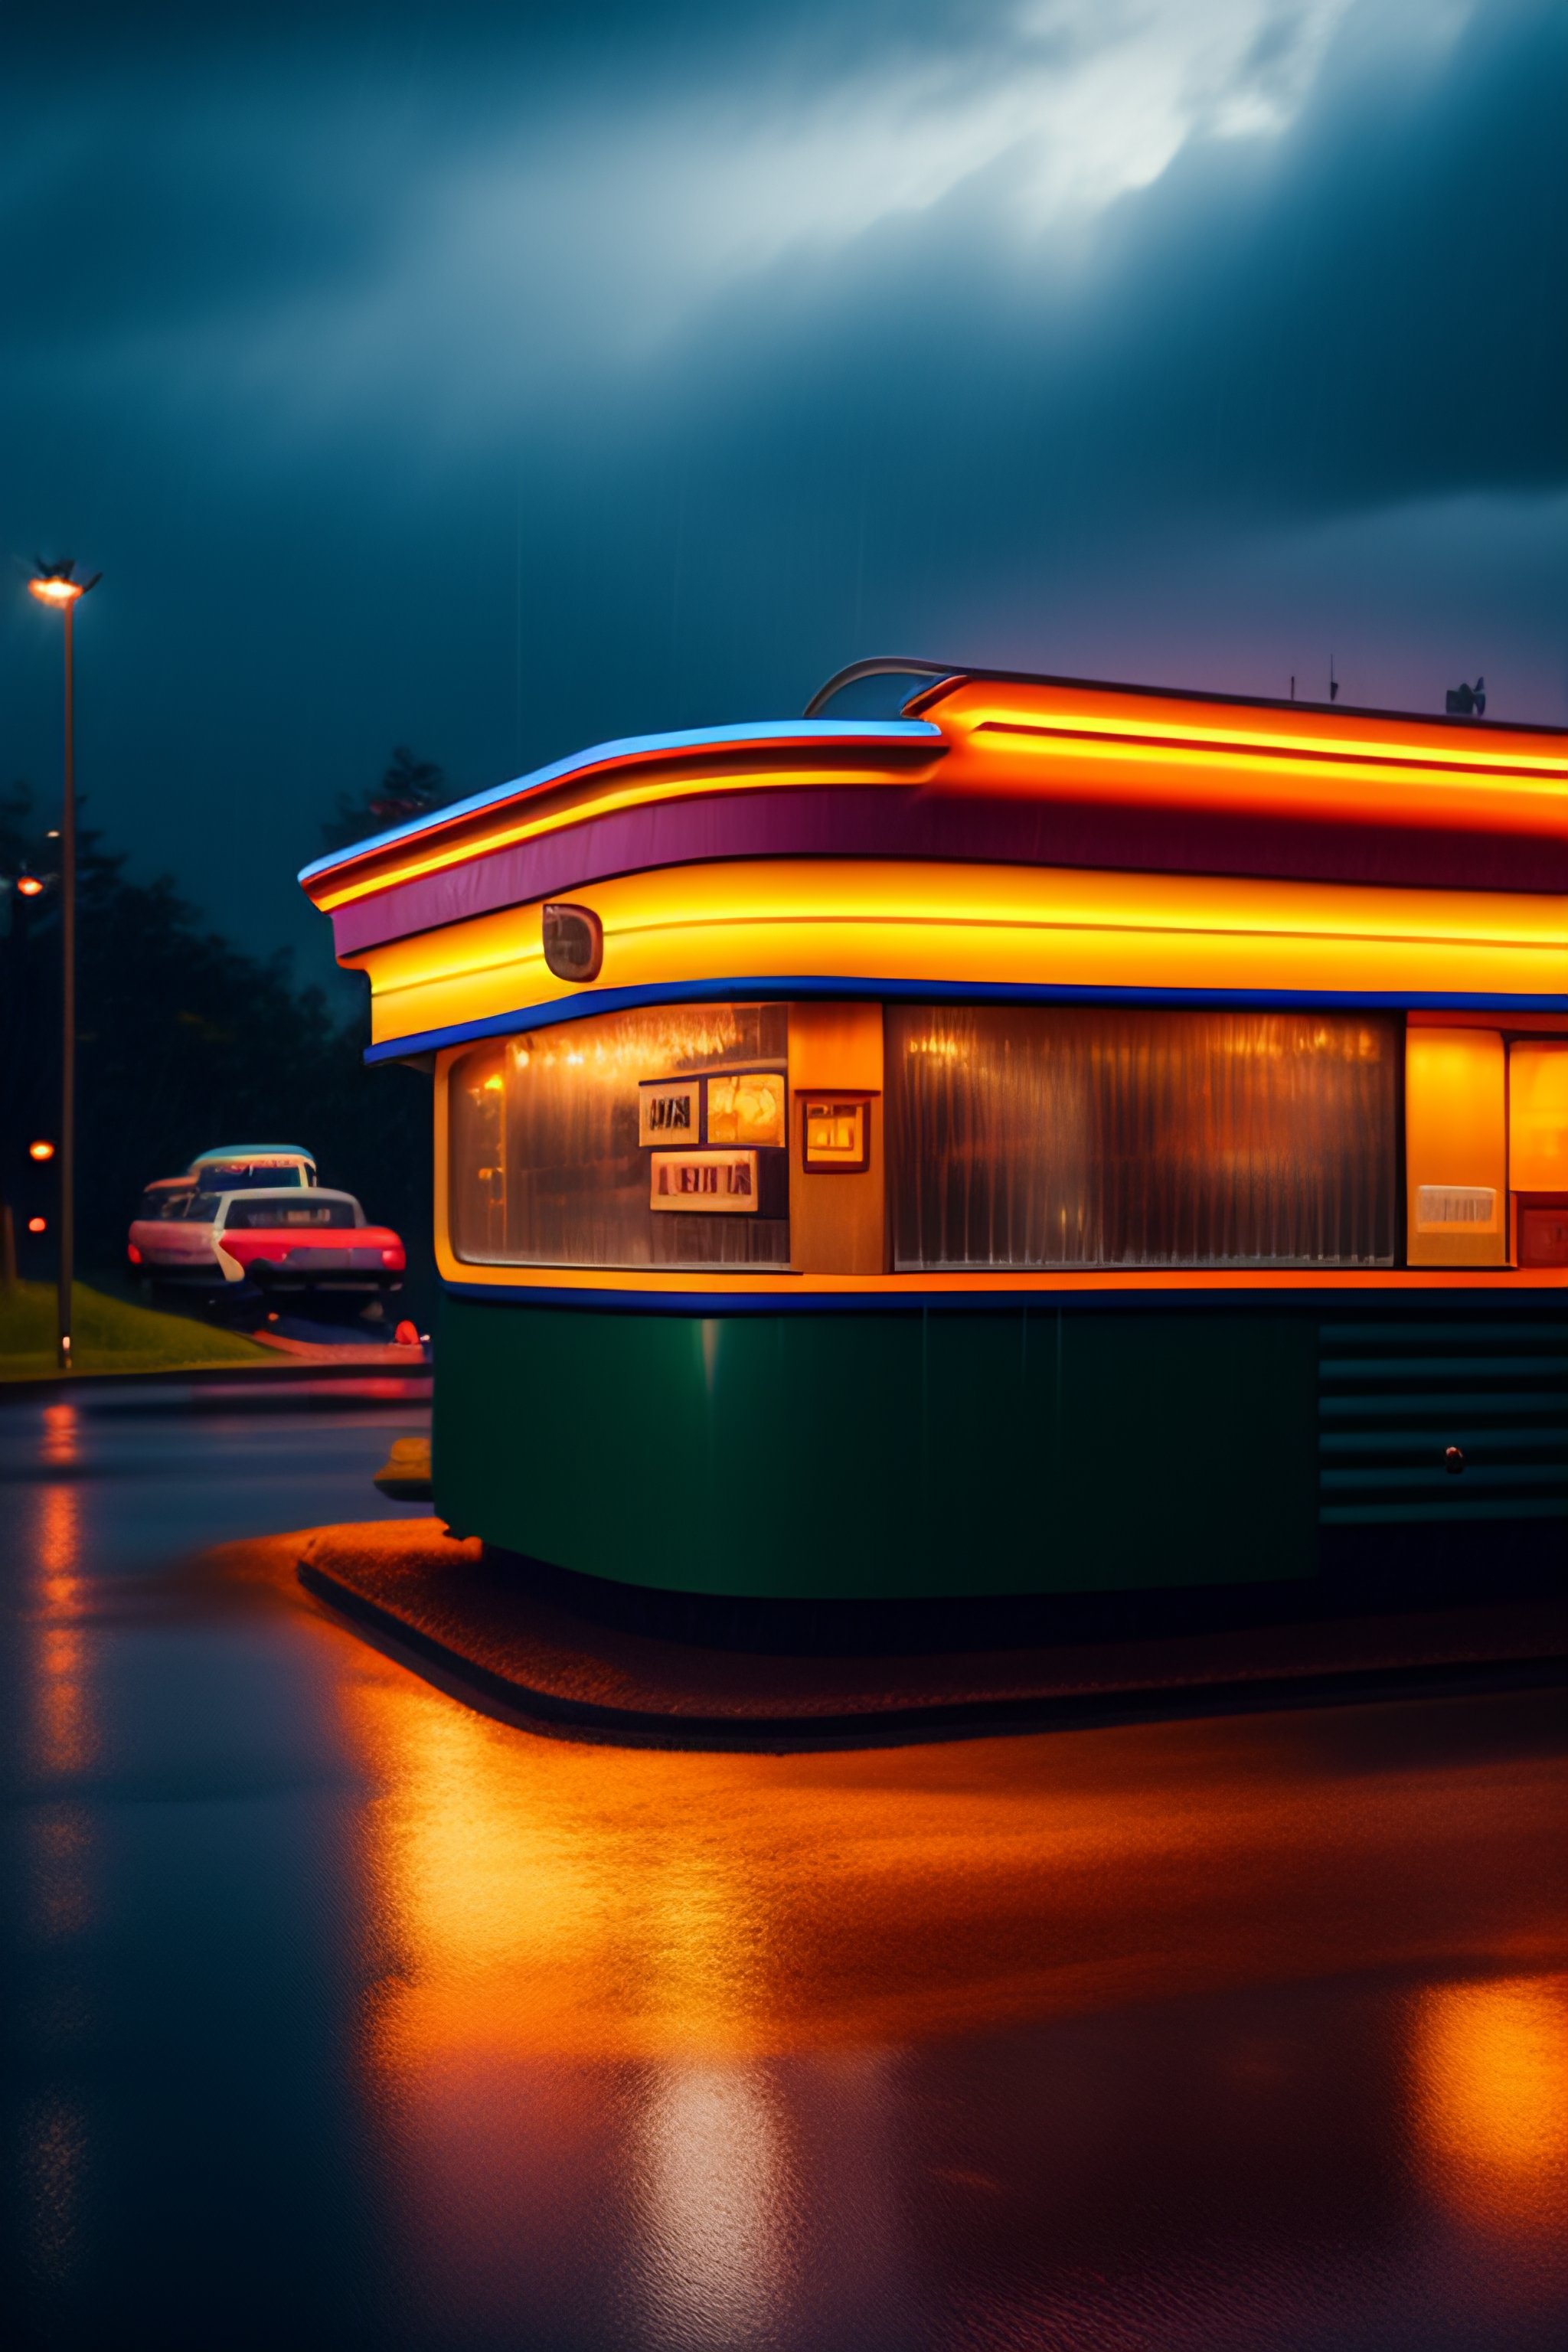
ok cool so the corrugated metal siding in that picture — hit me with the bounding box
[1318,1321,1568,1524]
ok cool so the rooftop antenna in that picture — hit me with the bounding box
[1289,675,1295,701]
[1446,675,1487,717]
[1328,655,1338,703]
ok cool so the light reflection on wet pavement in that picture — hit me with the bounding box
[4,1390,1566,2350]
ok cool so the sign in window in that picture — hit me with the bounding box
[650,1149,760,1212]
[802,1096,871,1172]
[639,1078,700,1144]
[1416,1185,1499,1233]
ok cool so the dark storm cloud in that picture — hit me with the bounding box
[640,2,1567,545]
[2,1,1563,972]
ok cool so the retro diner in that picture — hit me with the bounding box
[301,665,1568,1605]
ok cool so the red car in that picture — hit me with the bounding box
[129,1185,406,1298]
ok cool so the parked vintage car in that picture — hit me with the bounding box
[129,1185,405,1298]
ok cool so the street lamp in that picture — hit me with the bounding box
[28,559,100,1373]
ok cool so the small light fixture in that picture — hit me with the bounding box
[28,1215,47,1233]
[28,559,99,610]
[28,575,86,608]
[28,1139,55,1161]
[541,901,603,982]
[15,874,44,897]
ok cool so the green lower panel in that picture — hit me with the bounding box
[433,1297,1319,1599]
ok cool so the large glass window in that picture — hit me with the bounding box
[449,1003,790,1268]
[888,1005,1397,1269]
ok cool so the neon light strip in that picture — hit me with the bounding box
[946,697,1568,779]
[309,756,942,913]
[368,978,1568,1062]
[305,694,1568,917]
[353,858,1567,1048]
[299,718,941,890]
[965,724,1568,811]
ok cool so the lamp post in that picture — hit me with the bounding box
[28,561,100,1373]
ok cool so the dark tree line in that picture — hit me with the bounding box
[0,755,450,1314]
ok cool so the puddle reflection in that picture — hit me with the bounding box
[338,1664,1568,2347]
[1413,1973,1568,2239]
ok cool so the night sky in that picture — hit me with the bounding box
[5,1,1565,985]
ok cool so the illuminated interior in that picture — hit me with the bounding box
[887,1004,1396,1269]
[448,1004,790,1269]
[442,999,1410,1273]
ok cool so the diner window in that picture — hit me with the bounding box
[449,1003,790,1268]
[888,1005,1397,1269]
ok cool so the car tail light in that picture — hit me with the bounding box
[127,1243,142,1264]
[381,1247,404,1268]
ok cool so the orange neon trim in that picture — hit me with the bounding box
[435,1255,1568,1301]
[957,721,1567,833]
[922,675,1568,769]
[355,858,1568,1049]
[309,681,1568,916]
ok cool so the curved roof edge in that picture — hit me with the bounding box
[888,659,1568,735]
[299,716,942,887]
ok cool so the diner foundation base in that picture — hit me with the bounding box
[296,1521,1567,1750]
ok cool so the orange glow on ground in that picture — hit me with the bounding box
[31,1478,94,1778]
[331,1659,1568,2072]
[1411,1975,1568,2238]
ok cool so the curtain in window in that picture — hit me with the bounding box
[449,1003,789,1268]
[888,1005,1396,1269]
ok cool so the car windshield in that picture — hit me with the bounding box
[221,1198,358,1230]
[197,1164,309,1191]
[136,1187,194,1220]
[182,1194,224,1221]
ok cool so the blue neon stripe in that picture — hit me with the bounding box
[364,975,1568,1063]
[298,718,943,884]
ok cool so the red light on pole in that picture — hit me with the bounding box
[29,1140,56,1161]
[16,874,44,897]
[28,1217,47,1234]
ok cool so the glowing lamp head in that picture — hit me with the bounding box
[29,574,84,608]
[28,1139,55,1161]
[27,1216,47,1234]
[15,874,44,897]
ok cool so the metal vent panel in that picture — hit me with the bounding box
[1317,1320,1568,1525]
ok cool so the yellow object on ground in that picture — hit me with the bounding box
[373,1434,433,1499]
